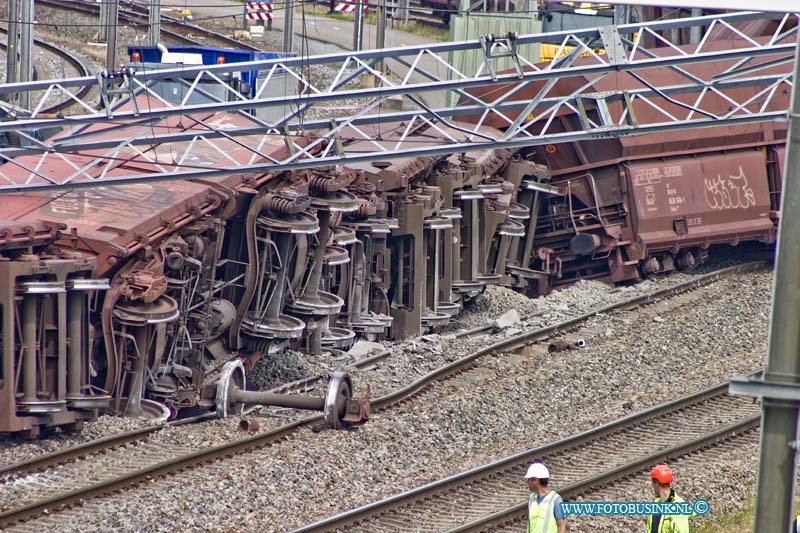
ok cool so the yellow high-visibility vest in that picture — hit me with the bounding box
[645,493,690,533]
[527,491,559,533]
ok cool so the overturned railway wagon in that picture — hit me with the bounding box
[0,25,793,436]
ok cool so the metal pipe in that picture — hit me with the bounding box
[125,326,148,416]
[57,291,67,400]
[304,210,330,297]
[362,236,376,317]
[751,34,800,533]
[521,191,540,267]
[432,229,440,310]
[451,214,462,284]
[22,294,37,402]
[265,234,292,320]
[67,290,83,397]
[348,240,365,323]
[234,389,325,410]
[441,223,454,303]
[493,234,509,276]
[470,200,480,280]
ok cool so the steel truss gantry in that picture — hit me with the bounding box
[0,10,796,192]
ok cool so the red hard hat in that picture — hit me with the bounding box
[650,464,673,484]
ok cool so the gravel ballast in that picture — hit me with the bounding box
[7,265,773,532]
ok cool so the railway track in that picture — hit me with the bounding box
[37,0,261,51]
[0,29,91,115]
[0,304,531,486]
[292,378,759,532]
[0,262,765,529]
[457,429,760,533]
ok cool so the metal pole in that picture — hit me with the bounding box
[148,0,161,46]
[376,0,386,71]
[751,34,800,533]
[399,0,408,24]
[613,4,629,26]
[235,390,325,410]
[283,0,294,54]
[106,0,118,71]
[242,0,248,30]
[22,295,37,403]
[6,0,19,88]
[67,291,83,398]
[99,0,109,42]
[690,8,702,43]
[19,0,33,110]
[353,0,364,51]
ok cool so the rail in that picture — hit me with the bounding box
[292,376,759,532]
[0,262,765,528]
[447,417,758,532]
[37,0,261,50]
[0,29,91,115]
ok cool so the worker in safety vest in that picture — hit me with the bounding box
[646,464,690,533]
[525,461,566,533]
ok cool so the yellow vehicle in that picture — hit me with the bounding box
[538,43,606,62]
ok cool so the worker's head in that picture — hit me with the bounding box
[650,464,673,495]
[525,462,550,491]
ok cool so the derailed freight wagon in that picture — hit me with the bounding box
[0,21,794,436]
[463,21,792,295]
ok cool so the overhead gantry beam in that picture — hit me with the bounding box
[0,11,796,193]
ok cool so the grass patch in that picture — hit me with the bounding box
[694,498,757,532]
[699,498,800,532]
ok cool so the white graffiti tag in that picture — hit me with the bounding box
[703,166,756,210]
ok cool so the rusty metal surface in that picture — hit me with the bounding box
[626,149,775,252]
[0,22,791,436]
[467,34,792,173]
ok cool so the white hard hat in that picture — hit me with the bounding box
[525,463,550,479]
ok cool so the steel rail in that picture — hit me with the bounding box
[292,375,760,532]
[263,309,545,396]
[35,0,195,46]
[0,29,91,115]
[35,0,259,50]
[0,425,161,481]
[0,299,526,481]
[0,409,226,482]
[447,417,759,532]
[111,0,263,52]
[0,262,765,528]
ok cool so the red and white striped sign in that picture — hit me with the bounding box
[333,0,368,13]
[246,1,273,20]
